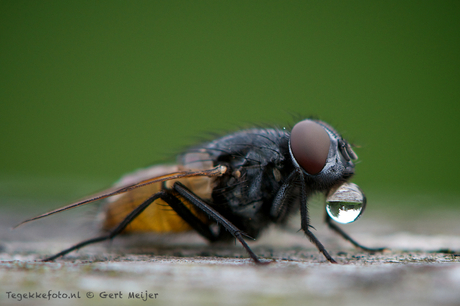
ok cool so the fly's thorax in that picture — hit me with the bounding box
[190,129,291,232]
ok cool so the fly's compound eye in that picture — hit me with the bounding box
[290,120,331,175]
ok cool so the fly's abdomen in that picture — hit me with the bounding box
[100,164,214,234]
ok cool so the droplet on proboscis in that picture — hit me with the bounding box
[325,182,366,224]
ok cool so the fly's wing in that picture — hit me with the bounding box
[15,165,227,231]
[101,151,220,233]
[101,164,216,233]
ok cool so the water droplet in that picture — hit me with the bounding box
[326,182,366,224]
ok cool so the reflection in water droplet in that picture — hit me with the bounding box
[326,202,364,224]
[325,182,366,224]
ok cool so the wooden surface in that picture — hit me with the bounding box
[1,203,460,306]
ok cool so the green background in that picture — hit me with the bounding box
[1,1,459,208]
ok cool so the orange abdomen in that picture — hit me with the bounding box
[100,164,214,233]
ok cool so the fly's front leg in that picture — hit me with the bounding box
[297,170,337,263]
[301,208,337,263]
[325,214,386,252]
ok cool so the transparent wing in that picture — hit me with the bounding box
[15,165,227,228]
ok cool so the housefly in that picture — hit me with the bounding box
[17,119,383,264]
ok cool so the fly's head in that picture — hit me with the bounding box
[289,119,366,224]
[289,119,357,186]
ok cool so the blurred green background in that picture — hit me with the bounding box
[1,1,459,209]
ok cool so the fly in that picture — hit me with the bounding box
[16,119,384,264]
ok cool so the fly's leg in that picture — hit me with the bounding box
[159,190,217,242]
[42,183,260,263]
[42,191,167,261]
[43,189,219,261]
[297,170,337,263]
[269,171,298,221]
[171,182,268,265]
[325,214,386,252]
[300,212,337,263]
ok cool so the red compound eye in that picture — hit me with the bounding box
[290,120,330,175]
